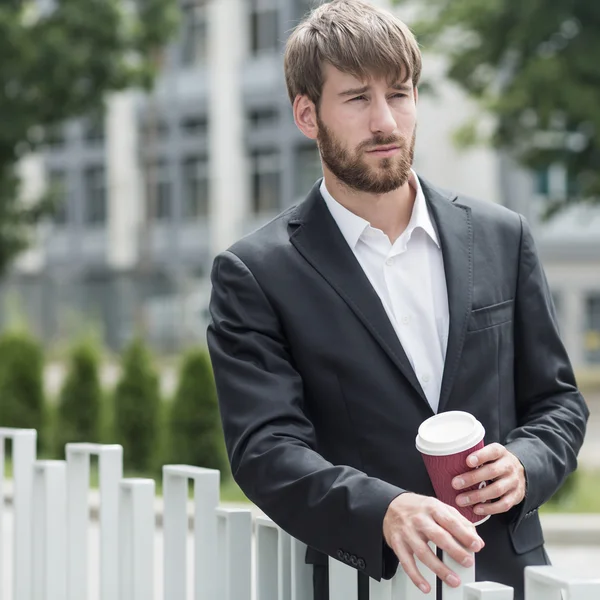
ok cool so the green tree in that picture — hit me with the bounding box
[0,328,46,451]
[55,336,103,454]
[169,348,229,476]
[113,337,161,472]
[0,0,178,273]
[396,0,600,215]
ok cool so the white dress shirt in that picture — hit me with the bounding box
[320,171,449,412]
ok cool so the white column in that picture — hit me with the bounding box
[106,91,143,269]
[207,0,249,257]
[15,153,47,273]
[563,288,585,368]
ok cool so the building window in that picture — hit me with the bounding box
[147,162,172,222]
[295,144,322,198]
[48,170,69,225]
[83,116,105,145]
[44,125,66,149]
[182,157,209,219]
[584,294,600,364]
[180,2,208,66]
[248,108,279,129]
[84,167,107,225]
[180,115,208,138]
[251,150,280,214]
[250,0,279,55]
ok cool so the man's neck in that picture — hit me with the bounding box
[322,170,416,244]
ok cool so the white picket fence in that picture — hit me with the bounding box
[1,426,600,600]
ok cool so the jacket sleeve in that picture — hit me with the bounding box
[206,250,405,580]
[504,216,589,525]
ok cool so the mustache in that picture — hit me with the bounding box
[358,135,406,152]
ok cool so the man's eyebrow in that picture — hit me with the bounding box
[338,82,412,97]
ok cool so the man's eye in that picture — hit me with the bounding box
[349,95,367,102]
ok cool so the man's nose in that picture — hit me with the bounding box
[369,99,398,136]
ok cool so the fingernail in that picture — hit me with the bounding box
[458,496,469,506]
[453,478,465,489]
[474,507,484,515]
[446,574,460,587]
[469,456,479,466]
[419,583,429,594]
[462,556,474,567]
[471,541,481,551]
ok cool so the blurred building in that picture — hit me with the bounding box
[6,0,600,367]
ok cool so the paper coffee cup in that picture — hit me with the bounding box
[416,411,490,526]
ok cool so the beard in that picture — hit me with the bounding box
[316,113,415,195]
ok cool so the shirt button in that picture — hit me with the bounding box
[385,257,395,266]
[402,315,411,325]
[422,374,431,383]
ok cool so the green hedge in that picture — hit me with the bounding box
[113,337,161,473]
[168,347,229,477]
[55,337,102,454]
[0,329,46,453]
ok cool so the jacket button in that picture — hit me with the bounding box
[357,558,366,570]
[350,555,358,567]
[343,552,351,563]
[337,549,344,560]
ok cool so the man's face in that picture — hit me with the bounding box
[315,63,417,195]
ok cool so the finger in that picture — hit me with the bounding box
[473,491,519,516]
[424,521,475,567]
[456,476,513,507]
[394,538,434,594]
[453,457,511,490]
[466,442,505,468]
[408,534,462,588]
[431,504,485,552]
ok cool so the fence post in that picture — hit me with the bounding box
[163,465,220,600]
[525,565,600,600]
[464,582,514,599]
[66,443,123,600]
[290,538,313,600]
[255,516,292,600]
[215,507,253,600]
[0,427,37,600]
[329,557,358,600]
[390,544,436,599]
[32,461,67,600]
[442,551,475,600]
[119,479,155,600]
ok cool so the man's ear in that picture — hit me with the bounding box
[293,95,319,141]
[413,86,419,105]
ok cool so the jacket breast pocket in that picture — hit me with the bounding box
[468,299,514,332]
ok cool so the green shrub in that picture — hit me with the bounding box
[113,337,161,473]
[0,329,46,453]
[546,469,580,507]
[55,337,103,454]
[168,347,228,477]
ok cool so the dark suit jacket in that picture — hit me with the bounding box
[207,177,589,594]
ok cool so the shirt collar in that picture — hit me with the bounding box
[320,170,440,249]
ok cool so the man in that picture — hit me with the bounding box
[207,1,589,599]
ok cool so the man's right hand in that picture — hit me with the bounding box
[383,492,485,594]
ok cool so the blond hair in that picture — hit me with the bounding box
[284,0,422,107]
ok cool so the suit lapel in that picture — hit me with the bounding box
[420,178,473,413]
[289,181,431,409]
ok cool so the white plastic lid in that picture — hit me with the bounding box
[415,411,485,456]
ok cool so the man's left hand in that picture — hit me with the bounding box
[452,443,526,517]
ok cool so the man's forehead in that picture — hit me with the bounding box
[322,63,412,92]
